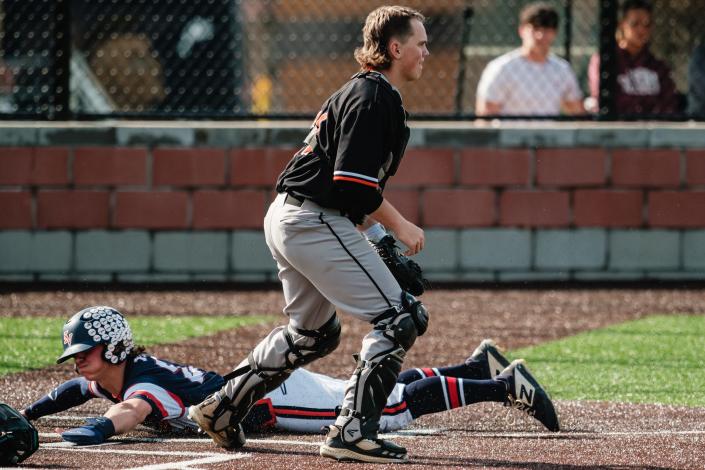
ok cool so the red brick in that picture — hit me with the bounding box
[650,191,705,227]
[612,149,680,187]
[0,147,69,185]
[422,189,494,227]
[459,148,530,186]
[574,190,643,227]
[230,149,295,186]
[74,147,148,186]
[0,148,33,184]
[0,191,32,228]
[685,150,705,185]
[383,189,420,225]
[391,149,455,186]
[153,148,226,186]
[32,147,70,185]
[536,148,606,187]
[37,190,110,229]
[500,191,570,227]
[193,190,267,229]
[114,191,188,228]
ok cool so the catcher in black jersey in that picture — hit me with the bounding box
[189,6,431,464]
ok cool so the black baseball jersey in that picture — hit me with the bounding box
[276,71,410,224]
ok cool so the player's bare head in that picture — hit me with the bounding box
[519,2,559,30]
[354,6,425,71]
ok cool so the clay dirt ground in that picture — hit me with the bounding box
[1,288,704,469]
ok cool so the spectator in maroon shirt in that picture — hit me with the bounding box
[587,0,679,116]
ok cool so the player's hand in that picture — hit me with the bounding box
[61,417,115,445]
[394,220,424,256]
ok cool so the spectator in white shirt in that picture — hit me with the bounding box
[476,2,584,117]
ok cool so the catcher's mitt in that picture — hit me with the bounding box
[0,402,39,466]
[371,235,430,296]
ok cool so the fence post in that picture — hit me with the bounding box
[52,0,71,120]
[563,0,572,62]
[598,0,618,120]
[455,5,474,116]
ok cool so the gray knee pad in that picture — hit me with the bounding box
[214,314,341,431]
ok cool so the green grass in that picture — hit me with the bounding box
[511,315,705,407]
[0,315,274,376]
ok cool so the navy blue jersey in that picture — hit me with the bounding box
[91,354,224,422]
[25,353,224,427]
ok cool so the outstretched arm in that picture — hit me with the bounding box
[61,398,152,445]
[22,378,93,420]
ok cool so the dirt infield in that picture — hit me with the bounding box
[2,288,704,469]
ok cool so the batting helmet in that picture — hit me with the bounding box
[0,402,39,466]
[57,306,135,365]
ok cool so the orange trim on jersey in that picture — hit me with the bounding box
[333,175,379,188]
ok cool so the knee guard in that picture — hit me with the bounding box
[335,294,428,443]
[212,314,341,432]
[373,292,429,350]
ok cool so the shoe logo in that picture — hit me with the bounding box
[346,428,359,438]
[519,384,534,405]
[488,355,504,379]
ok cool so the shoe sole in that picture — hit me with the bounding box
[188,405,246,449]
[514,363,560,432]
[320,444,409,464]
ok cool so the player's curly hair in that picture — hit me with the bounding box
[354,6,425,71]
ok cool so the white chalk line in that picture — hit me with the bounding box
[39,442,249,470]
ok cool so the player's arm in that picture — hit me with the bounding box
[22,377,94,420]
[104,398,152,433]
[369,199,424,256]
[60,398,152,445]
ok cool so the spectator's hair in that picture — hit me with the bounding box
[620,0,653,19]
[354,6,425,71]
[519,2,559,29]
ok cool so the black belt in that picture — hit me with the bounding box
[284,193,304,207]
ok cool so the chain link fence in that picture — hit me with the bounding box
[0,0,701,120]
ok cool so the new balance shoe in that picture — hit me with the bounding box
[319,425,409,464]
[496,359,560,432]
[466,339,511,379]
[188,392,246,449]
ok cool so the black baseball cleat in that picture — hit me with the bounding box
[496,359,560,432]
[466,339,511,379]
[319,425,409,464]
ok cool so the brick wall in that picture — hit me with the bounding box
[1,122,704,283]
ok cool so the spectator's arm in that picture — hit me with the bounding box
[561,99,586,115]
[476,99,503,116]
[587,53,601,112]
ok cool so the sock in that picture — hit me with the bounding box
[403,376,506,419]
[397,360,486,386]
